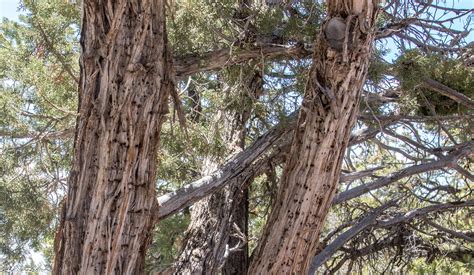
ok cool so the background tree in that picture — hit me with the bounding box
[0,0,79,271]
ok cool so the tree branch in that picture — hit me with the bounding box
[422,78,474,110]
[378,200,474,228]
[310,200,474,271]
[174,42,311,77]
[157,113,394,220]
[34,22,79,84]
[308,201,397,274]
[156,114,297,219]
[332,140,474,205]
[423,218,474,242]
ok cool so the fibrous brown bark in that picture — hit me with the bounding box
[174,69,262,274]
[53,0,173,274]
[248,1,380,274]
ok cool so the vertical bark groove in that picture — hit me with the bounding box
[53,1,173,274]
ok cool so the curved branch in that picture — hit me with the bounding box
[157,115,297,219]
[308,201,397,274]
[310,200,474,271]
[422,78,474,110]
[333,140,474,205]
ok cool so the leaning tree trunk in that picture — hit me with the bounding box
[248,1,379,274]
[53,0,173,274]
[174,68,262,274]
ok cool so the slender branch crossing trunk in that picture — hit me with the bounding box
[248,1,379,273]
[53,1,173,273]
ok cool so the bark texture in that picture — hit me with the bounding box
[248,1,380,274]
[174,69,262,274]
[53,1,173,274]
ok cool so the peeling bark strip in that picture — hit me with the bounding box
[53,1,173,274]
[248,1,380,274]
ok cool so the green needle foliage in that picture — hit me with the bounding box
[396,49,474,116]
[1,0,472,273]
[0,0,79,271]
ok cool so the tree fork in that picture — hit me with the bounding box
[248,1,380,273]
[53,0,173,274]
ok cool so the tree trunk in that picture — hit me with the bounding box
[248,1,379,274]
[174,69,262,274]
[53,0,173,274]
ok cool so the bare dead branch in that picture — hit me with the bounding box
[156,114,297,219]
[309,201,397,273]
[423,218,474,242]
[311,200,474,271]
[333,140,474,205]
[157,113,396,219]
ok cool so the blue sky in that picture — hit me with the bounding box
[1,0,472,21]
[1,0,472,34]
[0,0,472,62]
[0,0,23,21]
[1,0,471,17]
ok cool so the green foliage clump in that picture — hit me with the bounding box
[395,49,474,116]
[0,178,55,271]
[0,0,80,271]
[367,48,391,85]
[146,214,190,273]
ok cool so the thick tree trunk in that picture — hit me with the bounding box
[53,0,173,274]
[248,1,379,274]
[174,69,262,274]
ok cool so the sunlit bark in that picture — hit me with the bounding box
[53,1,173,273]
[248,1,380,273]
